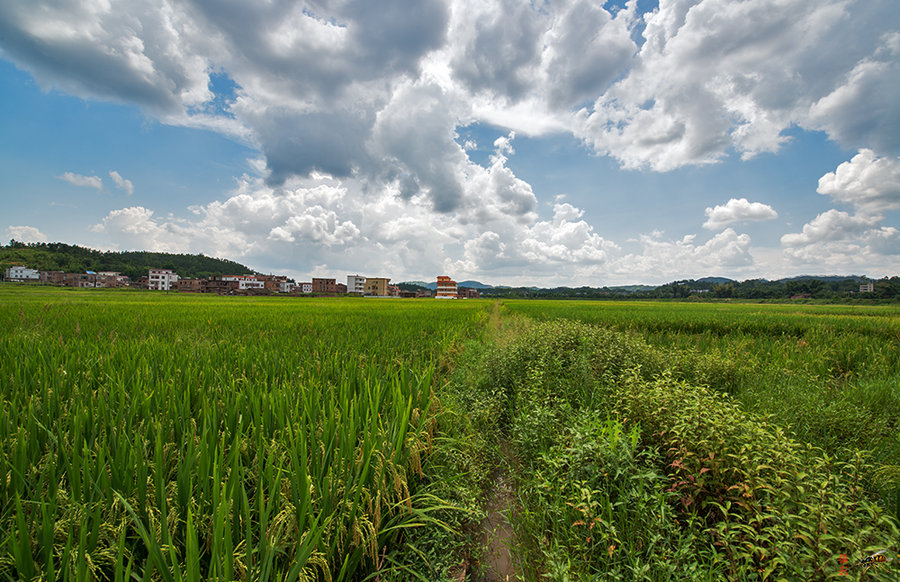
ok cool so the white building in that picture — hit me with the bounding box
[222,275,265,290]
[148,269,179,291]
[300,282,312,294]
[860,282,875,293]
[347,274,366,295]
[5,266,40,281]
[279,281,296,293]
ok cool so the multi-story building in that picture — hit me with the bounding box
[458,287,481,299]
[5,266,40,281]
[96,271,129,288]
[312,278,337,294]
[148,269,179,291]
[336,283,347,294]
[222,275,265,290]
[436,276,458,299]
[347,274,366,295]
[299,282,313,294]
[40,271,66,286]
[202,277,239,294]
[279,281,296,293]
[388,285,401,297]
[364,277,391,296]
[860,282,875,293]
[176,278,203,292]
[255,274,289,293]
[64,272,98,288]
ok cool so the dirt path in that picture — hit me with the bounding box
[477,441,519,581]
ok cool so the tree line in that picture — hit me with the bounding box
[482,276,900,301]
[1,240,253,281]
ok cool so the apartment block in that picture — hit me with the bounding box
[5,266,40,281]
[364,277,390,296]
[222,275,265,290]
[312,278,337,294]
[176,278,204,293]
[435,275,458,299]
[458,287,481,299]
[347,274,366,295]
[148,269,179,291]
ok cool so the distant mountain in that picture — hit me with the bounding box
[399,279,492,290]
[458,280,492,289]
[696,277,734,284]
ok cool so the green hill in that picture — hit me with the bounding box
[1,241,254,281]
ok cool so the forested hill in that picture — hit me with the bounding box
[1,241,254,280]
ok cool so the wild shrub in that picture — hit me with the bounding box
[611,371,898,579]
[481,318,899,580]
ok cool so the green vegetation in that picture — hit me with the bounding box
[1,241,253,280]
[481,276,900,301]
[1,289,898,580]
[457,316,898,579]
[0,287,487,580]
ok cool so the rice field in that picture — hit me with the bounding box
[0,287,489,580]
[2,288,899,580]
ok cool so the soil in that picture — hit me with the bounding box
[475,441,519,581]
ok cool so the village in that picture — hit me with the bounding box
[2,266,481,299]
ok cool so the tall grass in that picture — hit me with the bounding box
[0,287,489,580]
[503,300,900,476]
[458,317,899,580]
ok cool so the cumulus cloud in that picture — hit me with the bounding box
[576,0,899,170]
[703,198,778,230]
[6,225,48,243]
[59,172,102,190]
[4,0,897,190]
[808,32,900,154]
[91,206,192,252]
[781,209,880,247]
[816,149,900,215]
[5,0,899,282]
[618,228,755,280]
[782,149,900,271]
[108,171,134,195]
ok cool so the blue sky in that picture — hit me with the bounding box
[1,0,898,286]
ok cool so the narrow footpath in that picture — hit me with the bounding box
[477,440,519,581]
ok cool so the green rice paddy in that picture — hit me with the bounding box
[1,287,898,580]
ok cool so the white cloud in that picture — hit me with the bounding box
[576,0,898,170]
[4,0,899,283]
[781,209,879,247]
[91,206,192,252]
[703,198,778,230]
[780,209,899,273]
[808,32,900,154]
[108,170,134,195]
[816,149,900,215]
[616,228,755,281]
[782,149,900,272]
[6,225,48,243]
[59,171,102,190]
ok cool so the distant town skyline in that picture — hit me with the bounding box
[1,0,898,286]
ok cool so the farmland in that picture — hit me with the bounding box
[1,287,899,580]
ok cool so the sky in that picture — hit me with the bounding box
[1,0,899,286]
